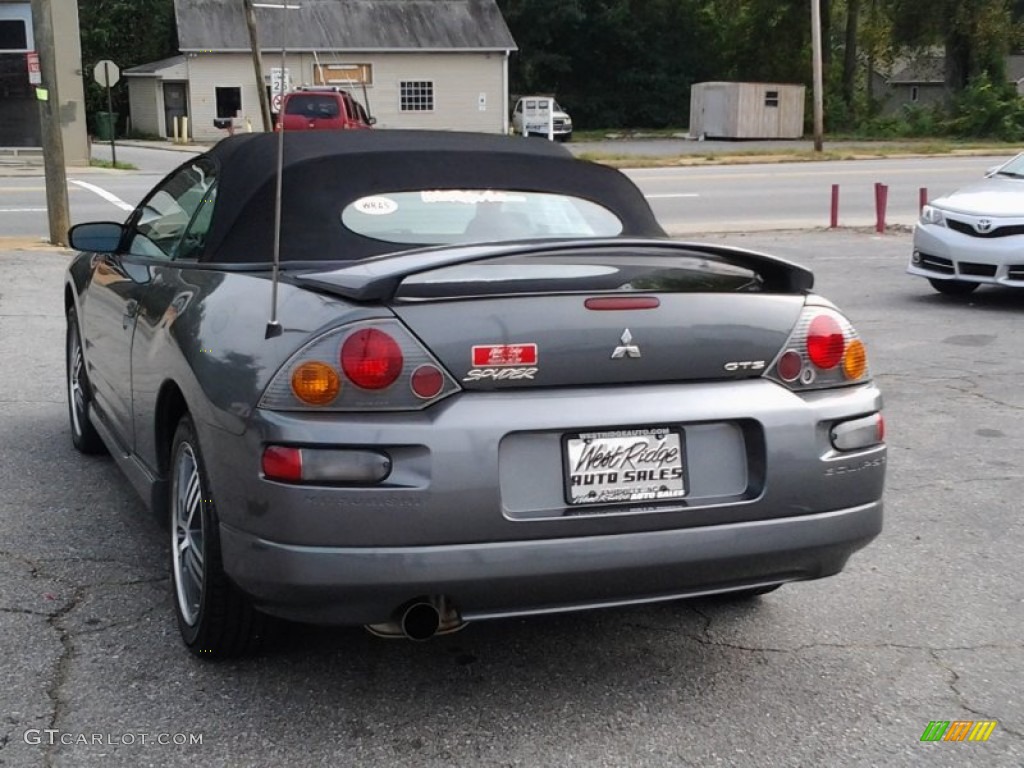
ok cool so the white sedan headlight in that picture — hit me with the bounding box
[920,205,947,227]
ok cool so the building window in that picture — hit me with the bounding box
[400,81,434,112]
[765,90,779,108]
[215,87,242,119]
[910,86,919,102]
[0,20,27,51]
[315,63,372,86]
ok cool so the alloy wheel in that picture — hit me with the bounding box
[68,331,86,438]
[172,442,205,627]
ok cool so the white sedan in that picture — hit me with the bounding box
[908,153,1024,295]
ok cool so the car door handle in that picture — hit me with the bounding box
[123,300,139,329]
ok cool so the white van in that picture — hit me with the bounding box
[511,96,573,141]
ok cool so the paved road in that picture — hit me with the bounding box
[0,145,1016,240]
[1,231,1021,767]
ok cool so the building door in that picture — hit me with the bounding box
[701,85,728,138]
[163,82,188,137]
[0,53,40,146]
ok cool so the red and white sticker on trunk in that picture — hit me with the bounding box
[472,343,538,367]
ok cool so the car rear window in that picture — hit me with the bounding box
[341,190,623,246]
[285,95,340,117]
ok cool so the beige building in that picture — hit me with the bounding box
[126,0,517,143]
[0,0,88,164]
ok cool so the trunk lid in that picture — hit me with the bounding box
[392,293,803,389]
[385,245,808,388]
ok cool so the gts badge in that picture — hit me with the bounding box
[724,360,766,372]
[463,367,539,382]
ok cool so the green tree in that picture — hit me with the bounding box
[499,0,719,128]
[885,0,1015,90]
[78,0,178,133]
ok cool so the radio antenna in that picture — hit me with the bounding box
[254,1,301,339]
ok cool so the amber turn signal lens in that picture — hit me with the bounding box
[291,361,341,405]
[842,339,867,380]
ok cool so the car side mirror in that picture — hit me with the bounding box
[68,222,125,253]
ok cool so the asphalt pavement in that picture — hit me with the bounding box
[1,230,1021,767]
[0,143,1016,240]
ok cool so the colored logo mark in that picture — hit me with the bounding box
[920,720,997,742]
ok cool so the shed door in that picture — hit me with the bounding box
[702,85,728,138]
[163,82,188,137]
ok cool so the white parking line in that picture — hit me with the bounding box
[0,208,47,213]
[68,179,134,212]
[644,193,700,199]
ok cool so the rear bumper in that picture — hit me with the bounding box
[221,499,883,625]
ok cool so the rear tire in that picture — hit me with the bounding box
[66,308,106,455]
[169,414,267,658]
[929,278,978,296]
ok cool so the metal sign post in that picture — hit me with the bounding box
[93,59,121,165]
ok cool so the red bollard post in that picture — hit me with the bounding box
[830,184,839,228]
[919,187,928,213]
[874,182,888,233]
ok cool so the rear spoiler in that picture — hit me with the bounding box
[295,238,814,301]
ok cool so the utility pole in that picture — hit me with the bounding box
[811,0,825,152]
[30,0,70,245]
[243,0,273,131]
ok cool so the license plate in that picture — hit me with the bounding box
[563,427,686,506]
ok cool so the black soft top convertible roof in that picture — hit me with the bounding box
[198,130,666,264]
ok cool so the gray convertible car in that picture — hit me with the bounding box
[65,131,886,657]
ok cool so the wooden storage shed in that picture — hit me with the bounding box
[689,82,805,139]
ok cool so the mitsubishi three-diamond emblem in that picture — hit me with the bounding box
[611,329,641,359]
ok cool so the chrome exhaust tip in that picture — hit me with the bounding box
[365,595,467,641]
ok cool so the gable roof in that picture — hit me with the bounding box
[124,55,188,77]
[175,0,516,53]
[888,56,944,85]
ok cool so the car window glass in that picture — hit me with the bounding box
[514,101,522,114]
[175,182,218,261]
[342,190,623,246]
[128,161,216,260]
[285,94,340,117]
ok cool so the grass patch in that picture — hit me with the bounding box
[89,158,138,170]
[577,140,1017,169]
[573,127,689,141]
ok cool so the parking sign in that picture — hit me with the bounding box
[26,52,41,85]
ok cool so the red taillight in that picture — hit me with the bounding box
[262,446,302,482]
[341,329,404,390]
[806,315,845,369]
[410,364,444,399]
[777,350,802,381]
[877,413,886,442]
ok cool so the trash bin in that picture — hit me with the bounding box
[94,111,117,140]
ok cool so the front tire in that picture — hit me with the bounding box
[66,308,106,455]
[929,278,978,296]
[170,414,266,658]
